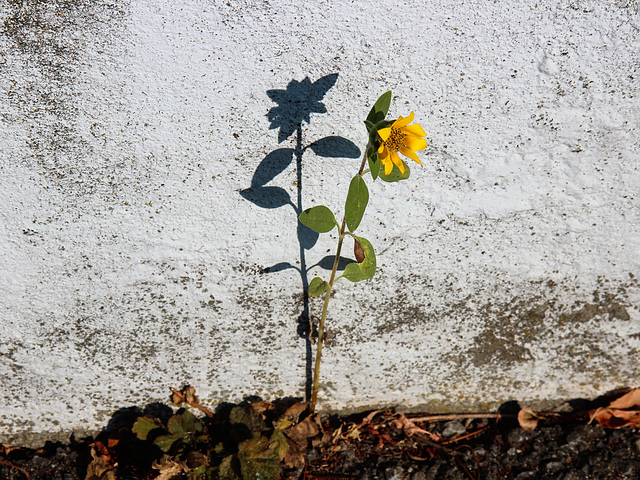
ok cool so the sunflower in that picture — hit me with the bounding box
[377,112,427,175]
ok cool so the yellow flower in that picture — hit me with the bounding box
[377,112,427,175]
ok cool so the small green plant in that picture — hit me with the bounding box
[300,91,428,412]
[129,387,318,480]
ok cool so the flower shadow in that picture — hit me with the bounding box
[239,74,361,399]
[266,74,338,143]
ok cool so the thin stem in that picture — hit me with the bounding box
[309,148,370,413]
[309,217,346,412]
[357,146,369,176]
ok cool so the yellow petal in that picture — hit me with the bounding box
[400,146,423,166]
[403,134,427,152]
[391,150,405,175]
[377,127,392,142]
[403,123,427,137]
[378,143,388,157]
[382,157,393,175]
[395,111,415,129]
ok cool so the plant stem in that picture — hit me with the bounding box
[309,149,370,413]
[309,217,345,412]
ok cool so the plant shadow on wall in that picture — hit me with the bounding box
[239,74,361,399]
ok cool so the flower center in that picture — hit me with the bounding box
[385,128,405,152]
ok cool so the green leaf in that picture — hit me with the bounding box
[345,175,369,232]
[308,277,328,297]
[269,430,291,461]
[274,417,294,430]
[379,160,411,182]
[342,236,376,283]
[366,91,392,125]
[367,145,380,181]
[342,262,367,282]
[230,406,267,436]
[218,455,241,480]
[190,465,216,480]
[132,415,163,441]
[238,436,281,480]
[167,411,197,437]
[154,433,184,452]
[299,206,337,233]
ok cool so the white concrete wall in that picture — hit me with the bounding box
[1,0,640,445]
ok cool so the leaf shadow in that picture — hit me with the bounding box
[307,136,361,159]
[238,73,363,401]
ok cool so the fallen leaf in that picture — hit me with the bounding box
[284,415,321,447]
[282,440,304,469]
[152,454,188,480]
[85,443,117,480]
[183,385,198,405]
[330,423,343,444]
[283,401,309,418]
[345,423,362,441]
[274,400,309,430]
[518,407,539,432]
[360,409,382,425]
[250,400,274,416]
[280,415,321,468]
[170,385,214,417]
[590,387,640,428]
[607,387,640,410]
[0,444,23,456]
[392,414,441,442]
[591,408,640,429]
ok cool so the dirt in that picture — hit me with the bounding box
[2,396,640,480]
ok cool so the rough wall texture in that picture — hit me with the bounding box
[1,0,640,446]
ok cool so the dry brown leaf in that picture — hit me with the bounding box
[392,414,441,442]
[589,387,640,428]
[282,438,305,469]
[345,424,362,441]
[85,443,116,480]
[518,407,539,432]
[170,386,187,405]
[0,444,19,456]
[171,385,199,405]
[170,385,214,417]
[183,386,198,405]
[283,401,309,418]
[250,400,275,415]
[330,423,343,444]
[360,409,381,426]
[590,408,640,428]
[276,402,310,430]
[279,415,321,469]
[284,415,321,447]
[89,442,116,468]
[607,387,640,410]
[152,454,188,480]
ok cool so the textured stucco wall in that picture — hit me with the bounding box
[1,0,640,445]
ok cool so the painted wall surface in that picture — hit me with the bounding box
[1,0,640,445]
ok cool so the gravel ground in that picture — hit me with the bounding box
[2,401,640,480]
